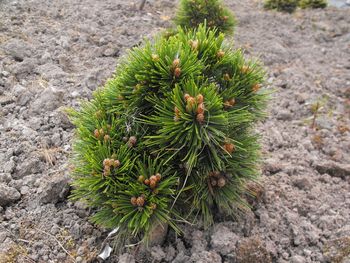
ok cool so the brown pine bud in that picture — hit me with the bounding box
[155,173,161,182]
[196,113,205,124]
[224,101,232,109]
[113,160,120,167]
[217,177,226,188]
[190,39,199,50]
[229,98,235,106]
[94,129,100,138]
[103,159,110,167]
[252,84,261,92]
[136,196,145,207]
[103,166,111,176]
[150,203,157,210]
[103,135,110,142]
[150,175,157,182]
[217,50,225,59]
[223,16,228,21]
[224,143,235,153]
[174,106,180,115]
[174,67,181,78]
[138,175,145,183]
[184,93,191,101]
[223,73,231,81]
[128,136,137,146]
[197,103,205,114]
[99,128,105,136]
[187,96,196,106]
[212,171,220,177]
[144,179,150,185]
[241,65,249,74]
[196,94,204,104]
[152,54,159,62]
[131,197,137,206]
[172,58,180,68]
[150,179,157,189]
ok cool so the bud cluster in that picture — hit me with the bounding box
[94,126,112,142]
[102,158,121,176]
[184,93,205,124]
[189,39,199,51]
[123,136,137,148]
[217,49,225,59]
[172,58,181,78]
[139,173,162,190]
[209,171,227,188]
[131,194,146,207]
[252,83,261,92]
[224,98,235,109]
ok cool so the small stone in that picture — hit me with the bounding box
[103,47,119,57]
[290,255,306,263]
[190,251,222,263]
[119,253,135,263]
[34,63,66,80]
[3,157,16,173]
[0,183,21,206]
[276,110,292,121]
[4,39,32,61]
[293,177,311,190]
[14,156,41,179]
[263,158,283,175]
[0,173,12,183]
[315,161,350,179]
[39,173,70,204]
[151,246,166,262]
[30,87,64,114]
[0,95,14,106]
[20,185,30,195]
[236,237,272,263]
[211,225,239,255]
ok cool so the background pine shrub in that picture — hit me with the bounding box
[174,0,236,34]
[264,0,299,13]
[299,0,327,9]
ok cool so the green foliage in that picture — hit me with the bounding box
[175,0,236,35]
[264,0,299,12]
[69,25,267,245]
[264,0,327,12]
[299,0,327,9]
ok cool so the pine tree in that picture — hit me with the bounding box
[68,24,267,247]
[264,0,299,13]
[299,0,327,9]
[175,0,236,35]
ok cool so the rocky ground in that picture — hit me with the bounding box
[0,0,349,262]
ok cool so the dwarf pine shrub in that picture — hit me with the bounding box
[264,0,299,12]
[299,0,327,8]
[175,0,236,34]
[69,24,267,246]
